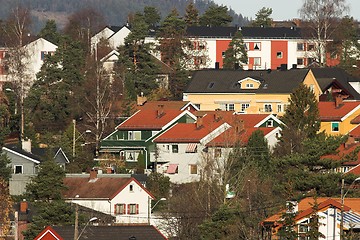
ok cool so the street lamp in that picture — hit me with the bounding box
[72,119,92,157]
[76,217,98,240]
[148,197,166,224]
[340,177,360,239]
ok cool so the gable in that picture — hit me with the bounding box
[303,70,322,98]
[34,226,63,240]
[2,147,40,164]
[238,77,261,89]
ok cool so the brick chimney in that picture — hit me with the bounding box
[235,119,244,133]
[89,169,98,180]
[335,95,343,108]
[137,93,147,106]
[157,104,164,118]
[20,200,28,213]
[22,139,31,153]
[196,116,204,129]
[345,135,356,148]
[214,109,222,122]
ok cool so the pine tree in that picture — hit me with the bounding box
[277,202,298,240]
[199,5,232,27]
[223,31,248,70]
[143,6,161,29]
[251,7,273,27]
[38,19,61,45]
[274,83,320,155]
[184,2,199,26]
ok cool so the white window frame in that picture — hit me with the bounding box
[276,51,283,59]
[241,103,250,112]
[246,83,254,88]
[254,42,261,50]
[254,57,261,66]
[14,165,23,174]
[115,203,126,215]
[172,145,178,153]
[277,104,283,113]
[331,122,339,132]
[264,104,272,112]
[297,43,305,51]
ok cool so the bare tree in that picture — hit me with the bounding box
[299,0,349,66]
[4,5,32,47]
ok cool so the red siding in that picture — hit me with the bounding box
[215,40,231,68]
[271,41,288,69]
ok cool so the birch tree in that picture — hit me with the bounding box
[299,0,349,66]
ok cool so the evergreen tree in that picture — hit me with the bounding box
[199,5,232,27]
[277,202,298,240]
[274,83,320,156]
[38,19,61,45]
[251,7,273,27]
[246,130,270,173]
[184,2,199,26]
[143,6,161,29]
[25,160,67,202]
[223,31,248,70]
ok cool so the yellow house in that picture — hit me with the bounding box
[319,98,360,136]
[183,69,321,116]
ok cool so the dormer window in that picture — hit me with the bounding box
[208,82,215,89]
[266,120,274,127]
[246,83,254,88]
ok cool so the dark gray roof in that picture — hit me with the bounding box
[52,225,167,240]
[185,69,310,94]
[3,144,42,162]
[310,67,360,100]
[185,26,302,39]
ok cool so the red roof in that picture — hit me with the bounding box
[263,197,354,225]
[350,125,360,138]
[34,226,63,240]
[63,176,154,200]
[136,101,194,111]
[321,142,360,166]
[346,164,360,175]
[118,109,190,130]
[319,101,360,121]
[153,112,272,143]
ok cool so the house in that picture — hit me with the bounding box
[145,26,338,70]
[262,197,360,240]
[1,38,58,91]
[183,68,322,115]
[153,111,282,183]
[63,170,155,224]
[99,102,198,173]
[318,100,360,136]
[2,141,70,195]
[91,25,131,51]
[35,225,168,240]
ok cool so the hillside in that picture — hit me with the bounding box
[0,0,250,33]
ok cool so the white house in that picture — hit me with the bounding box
[153,111,282,184]
[63,170,155,224]
[91,25,131,52]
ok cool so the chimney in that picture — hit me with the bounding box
[335,95,343,108]
[214,109,222,122]
[157,104,164,118]
[345,135,355,148]
[22,139,31,153]
[89,169,98,180]
[196,116,204,129]
[234,118,244,133]
[137,93,147,106]
[20,200,28,213]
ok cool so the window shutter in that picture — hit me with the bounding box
[127,204,130,214]
[136,204,139,214]
[114,204,117,214]
[122,204,126,214]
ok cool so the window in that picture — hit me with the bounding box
[40,51,54,60]
[297,43,304,51]
[244,43,249,50]
[128,131,133,140]
[276,52,283,59]
[309,84,314,92]
[308,44,315,51]
[128,204,139,214]
[115,203,126,214]
[220,103,234,111]
[194,104,200,110]
[127,152,136,161]
[331,122,339,132]
[264,104,272,112]
[254,57,261,66]
[266,120,274,127]
[277,104,283,113]
[129,184,134,192]
[297,58,304,65]
[215,148,222,158]
[254,42,261,50]
[14,165,23,174]
[222,51,226,58]
[246,83,254,88]
[241,103,250,112]
[189,164,198,174]
[172,145,178,153]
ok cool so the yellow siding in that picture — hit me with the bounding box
[239,78,261,89]
[185,71,321,116]
[320,108,360,136]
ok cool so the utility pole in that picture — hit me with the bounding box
[72,119,76,157]
[74,203,79,240]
